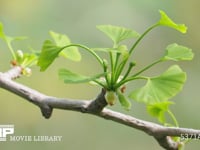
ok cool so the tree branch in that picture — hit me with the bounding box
[0,67,200,150]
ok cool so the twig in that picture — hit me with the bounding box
[0,67,200,150]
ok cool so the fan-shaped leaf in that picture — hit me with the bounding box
[37,40,63,71]
[147,101,174,123]
[38,31,82,71]
[129,65,186,104]
[162,43,194,61]
[0,22,27,51]
[158,10,187,33]
[97,25,140,44]
[49,31,81,61]
[58,69,105,83]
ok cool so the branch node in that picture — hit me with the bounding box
[87,88,107,113]
[2,67,200,149]
[155,136,178,150]
[40,104,53,119]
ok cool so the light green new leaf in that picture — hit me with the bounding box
[0,22,27,41]
[117,90,131,110]
[58,69,105,83]
[49,31,70,46]
[37,40,64,71]
[23,53,38,67]
[38,31,82,71]
[97,25,140,44]
[129,65,186,104]
[118,45,129,57]
[147,101,174,124]
[162,43,194,61]
[158,10,187,33]
[0,22,28,59]
[49,31,81,61]
[16,51,38,67]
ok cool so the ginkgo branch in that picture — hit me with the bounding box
[0,67,200,150]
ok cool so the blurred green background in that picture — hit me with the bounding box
[0,0,199,149]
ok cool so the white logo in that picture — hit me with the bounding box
[0,125,14,141]
[0,124,62,142]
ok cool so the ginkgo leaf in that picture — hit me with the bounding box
[0,22,27,42]
[37,40,63,71]
[49,31,70,46]
[16,51,38,67]
[158,10,187,33]
[0,22,28,62]
[58,69,105,83]
[129,65,186,104]
[38,31,82,71]
[49,31,81,61]
[97,25,140,44]
[147,101,174,124]
[162,43,194,61]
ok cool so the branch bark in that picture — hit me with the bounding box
[0,67,200,150]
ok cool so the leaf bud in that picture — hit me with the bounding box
[22,67,32,76]
[16,50,24,58]
[105,91,117,106]
[129,61,136,67]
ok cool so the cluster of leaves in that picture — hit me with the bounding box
[0,23,38,75]
[1,10,194,147]
[37,10,193,126]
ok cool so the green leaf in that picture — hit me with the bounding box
[129,65,186,104]
[0,22,27,59]
[58,68,105,83]
[117,90,131,110]
[37,40,63,71]
[16,50,38,67]
[0,23,27,42]
[49,31,81,61]
[38,31,82,71]
[0,22,27,42]
[147,101,174,124]
[162,43,194,61]
[97,25,140,44]
[22,53,38,67]
[118,45,129,58]
[158,10,187,33]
